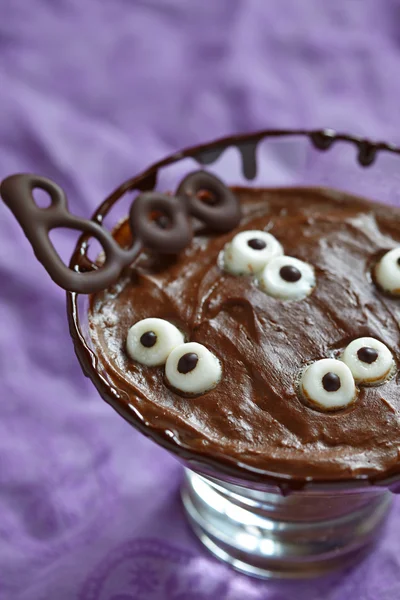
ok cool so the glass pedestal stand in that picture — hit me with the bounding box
[182,469,392,579]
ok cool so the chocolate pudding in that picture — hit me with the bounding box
[88,185,400,483]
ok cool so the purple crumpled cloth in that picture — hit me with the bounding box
[1,1,400,598]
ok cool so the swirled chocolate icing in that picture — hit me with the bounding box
[88,185,400,484]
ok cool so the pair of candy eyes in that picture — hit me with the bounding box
[223,232,400,300]
[222,230,316,301]
[126,318,221,395]
[300,337,395,412]
[127,321,395,410]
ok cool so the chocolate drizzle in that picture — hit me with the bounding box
[310,130,336,151]
[357,142,377,167]
[309,130,385,166]
[237,141,259,180]
[196,147,226,166]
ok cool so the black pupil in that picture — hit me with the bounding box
[140,331,157,348]
[397,257,400,266]
[357,346,378,364]
[247,238,266,250]
[177,352,198,374]
[322,372,341,392]
[280,265,302,282]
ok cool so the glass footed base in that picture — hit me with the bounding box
[181,469,392,579]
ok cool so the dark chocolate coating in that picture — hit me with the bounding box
[1,170,240,293]
[176,170,242,233]
[129,192,192,253]
[156,214,171,229]
[0,174,140,293]
[88,185,400,484]
[0,171,240,294]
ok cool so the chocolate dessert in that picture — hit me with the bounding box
[2,130,400,490]
[88,183,400,483]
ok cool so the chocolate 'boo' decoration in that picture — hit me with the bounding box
[0,174,140,293]
[0,170,241,293]
[176,170,242,232]
[129,192,192,254]
[1,128,397,297]
[129,171,242,253]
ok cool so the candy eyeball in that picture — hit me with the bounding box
[165,342,222,395]
[223,230,283,275]
[126,318,184,366]
[260,255,316,300]
[341,337,395,385]
[300,358,357,411]
[375,248,400,295]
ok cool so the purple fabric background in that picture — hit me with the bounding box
[1,1,400,598]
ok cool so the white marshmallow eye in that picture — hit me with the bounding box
[375,248,400,295]
[300,358,357,411]
[341,337,395,385]
[223,230,283,275]
[165,342,222,395]
[126,318,184,366]
[260,256,316,300]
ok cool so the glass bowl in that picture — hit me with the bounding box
[67,129,400,579]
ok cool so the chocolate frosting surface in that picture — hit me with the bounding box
[88,186,400,483]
